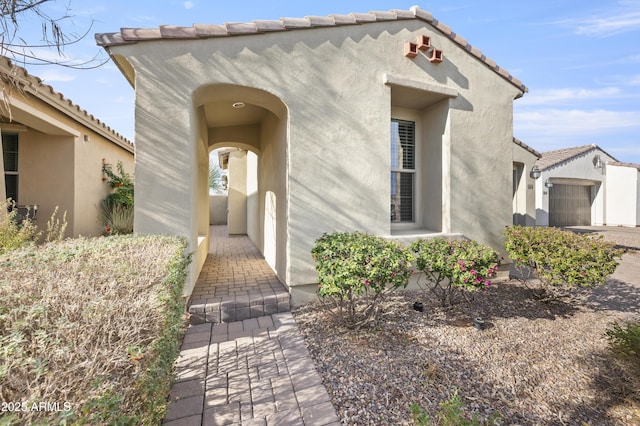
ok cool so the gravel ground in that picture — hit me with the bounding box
[293,230,640,425]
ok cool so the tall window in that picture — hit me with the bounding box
[390,119,415,223]
[2,133,18,203]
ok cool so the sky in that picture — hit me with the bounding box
[13,0,640,164]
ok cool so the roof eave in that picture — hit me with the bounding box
[94,6,528,93]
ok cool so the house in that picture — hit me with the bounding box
[512,137,541,226]
[95,6,528,304]
[531,144,640,228]
[0,57,134,237]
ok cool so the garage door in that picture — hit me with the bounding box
[549,184,592,227]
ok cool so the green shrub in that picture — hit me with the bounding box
[0,235,189,424]
[410,238,501,306]
[605,319,640,363]
[311,231,415,329]
[102,160,134,208]
[504,226,622,298]
[411,389,502,426]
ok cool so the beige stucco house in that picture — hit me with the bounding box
[0,57,134,237]
[96,6,528,304]
[534,144,640,227]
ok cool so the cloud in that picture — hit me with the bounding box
[184,1,195,10]
[563,10,640,37]
[514,107,640,162]
[520,87,622,106]
[514,109,640,137]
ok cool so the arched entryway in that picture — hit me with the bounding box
[192,84,288,283]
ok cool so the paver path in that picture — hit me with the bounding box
[164,226,339,425]
[188,227,290,324]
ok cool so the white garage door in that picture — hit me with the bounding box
[549,184,592,227]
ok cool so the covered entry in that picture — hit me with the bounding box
[549,183,592,227]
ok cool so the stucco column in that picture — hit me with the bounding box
[227,150,248,234]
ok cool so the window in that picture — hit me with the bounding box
[390,119,415,222]
[2,133,18,202]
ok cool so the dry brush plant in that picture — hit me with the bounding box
[0,234,190,424]
[0,200,67,254]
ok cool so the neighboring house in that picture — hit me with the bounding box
[96,7,528,304]
[512,137,541,226]
[535,144,618,227]
[0,57,134,237]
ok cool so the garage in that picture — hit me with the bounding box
[549,184,592,227]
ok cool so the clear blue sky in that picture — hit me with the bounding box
[18,0,640,163]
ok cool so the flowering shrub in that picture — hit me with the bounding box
[311,231,415,329]
[504,226,622,299]
[101,160,134,234]
[410,238,501,306]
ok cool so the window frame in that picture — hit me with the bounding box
[2,133,19,203]
[390,108,421,230]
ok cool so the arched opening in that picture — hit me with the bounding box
[193,84,288,282]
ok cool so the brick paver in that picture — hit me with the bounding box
[165,313,340,425]
[189,226,290,325]
[165,226,339,425]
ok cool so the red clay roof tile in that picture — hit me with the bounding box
[95,6,527,93]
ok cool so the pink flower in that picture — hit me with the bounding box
[484,280,491,287]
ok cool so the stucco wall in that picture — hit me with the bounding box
[606,164,639,226]
[227,150,248,234]
[209,195,228,225]
[110,18,522,298]
[19,133,75,235]
[74,131,134,236]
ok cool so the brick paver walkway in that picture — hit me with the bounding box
[164,226,339,425]
[188,227,290,324]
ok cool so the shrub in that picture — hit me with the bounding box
[504,226,622,299]
[0,200,40,254]
[0,235,190,424]
[311,231,415,329]
[100,202,134,235]
[605,319,640,363]
[102,160,134,208]
[411,389,502,426]
[101,160,134,235]
[410,238,501,306]
[0,200,68,253]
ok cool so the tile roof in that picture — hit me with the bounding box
[95,6,527,93]
[608,161,640,171]
[536,144,619,171]
[513,137,541,158]
[0,57,133,152]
